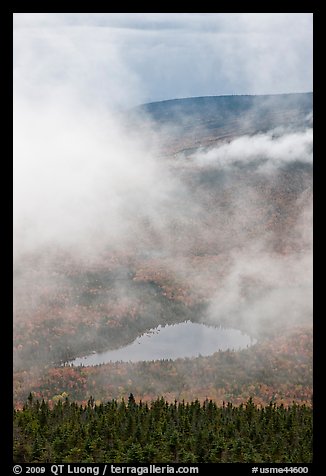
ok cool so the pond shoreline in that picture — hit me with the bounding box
[68,321,256,367]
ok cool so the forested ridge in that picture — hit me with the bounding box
[13,395,312,463]
[13,93,313,464]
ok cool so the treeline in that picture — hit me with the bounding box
[13,395,312,463]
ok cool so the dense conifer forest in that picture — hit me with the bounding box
[13,394,312,463]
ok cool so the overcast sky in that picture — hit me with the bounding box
[13,13,313,109]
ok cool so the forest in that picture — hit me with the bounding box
[13,326,312,408]
[13,7,314,467]
[13,93,313,463]
[13,395,312,463]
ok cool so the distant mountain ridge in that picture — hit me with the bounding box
[137,92,312,123]
[130,93,313,150]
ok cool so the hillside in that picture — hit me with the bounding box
[13,93,313,408]
[130,92,312,155]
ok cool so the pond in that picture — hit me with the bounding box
[69,321,255,366]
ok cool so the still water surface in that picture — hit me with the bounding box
[70,321,255,366]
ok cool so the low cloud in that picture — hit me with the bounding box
[186,128,313,171]
[13,14,313,374]
[13,96,185,258]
